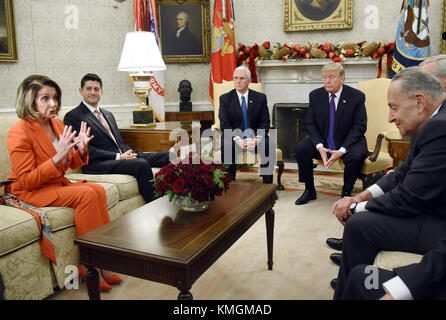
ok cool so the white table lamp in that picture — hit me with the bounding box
[118,31,167,127]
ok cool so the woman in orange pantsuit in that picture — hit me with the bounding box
[6,75,122,291]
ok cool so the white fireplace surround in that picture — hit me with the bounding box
[256,58,379,115]
[0,59,379,125]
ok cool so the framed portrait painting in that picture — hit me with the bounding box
[158,0,210,63]
[284,0,353,32]
[0,0,17,62]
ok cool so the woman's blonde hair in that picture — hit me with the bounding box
[15,75,62,120]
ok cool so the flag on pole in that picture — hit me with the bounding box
[209,0,237,104]
[134,0,166,121]
[390,0,431,77]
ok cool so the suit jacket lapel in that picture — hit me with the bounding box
[438,100,446,114]
[80,102,111,140]
[101,109,120,139]
[27,119,57,159]
[247,90,256,128]
[334,89,347,133]
[27,118,73,166]
[232,90,243,124]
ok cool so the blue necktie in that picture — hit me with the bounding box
[241,96,250,138]
[327,94,336,150]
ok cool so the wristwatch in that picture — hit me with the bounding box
[349,202,357,215]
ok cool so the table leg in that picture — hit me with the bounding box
[177,289,193,300]
[265,208,274,270]
[86,266,101,300]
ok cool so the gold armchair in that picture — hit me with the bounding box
[211,81,285,190]
[315,78,401,190]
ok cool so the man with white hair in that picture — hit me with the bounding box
[332,67,446,300]
[219,65,275,184]
[163,11,201,55]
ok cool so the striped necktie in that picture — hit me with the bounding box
[94,109,121,152]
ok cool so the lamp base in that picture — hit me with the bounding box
[132,109,154,127]
[130,123,157,128]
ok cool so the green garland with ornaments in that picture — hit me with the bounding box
[237,41,395,81]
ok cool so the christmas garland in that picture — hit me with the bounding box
[237,41,395,81]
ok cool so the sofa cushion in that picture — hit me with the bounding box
[0,205,40,257]
[0,182,119,256]
[374,250,423,271]
[66,173,139,201]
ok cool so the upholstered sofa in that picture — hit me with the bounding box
[0,116,146,299]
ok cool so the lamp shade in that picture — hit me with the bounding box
[117,31,166,72]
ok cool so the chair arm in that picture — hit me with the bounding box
[0,180,13,187]
[368,128,402,162]
[382,128,402,140]
[210,125,222,150]
[211,124,222,134]
[368,133,385,162]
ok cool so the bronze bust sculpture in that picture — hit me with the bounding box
[178,80,193,111]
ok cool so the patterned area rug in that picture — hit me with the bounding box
[236,167,363,197]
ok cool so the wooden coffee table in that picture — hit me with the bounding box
[74,181,277,300]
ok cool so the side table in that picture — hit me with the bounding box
[119,121,198,152]
[387,137,411,168]
[165,111,214,133]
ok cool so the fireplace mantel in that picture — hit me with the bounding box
[256,58,379,114]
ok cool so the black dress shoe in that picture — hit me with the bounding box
[326,238,343,251]
[330,253,342,266]
[295,189,316,205]
[330,278,338,290]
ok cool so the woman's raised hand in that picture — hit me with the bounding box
[74,121,94,156]
[52,125,77,165]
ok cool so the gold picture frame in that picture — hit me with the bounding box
[0,0,17,62]
[284,0,353,32]
[441,0,446,54]
[158,0,210,63]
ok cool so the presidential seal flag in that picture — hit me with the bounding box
[390,0,431,77]
[209,0,237,104]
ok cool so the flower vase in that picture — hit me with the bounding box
[176,196,209,212]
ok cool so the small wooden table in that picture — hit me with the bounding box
[165,111,214,134]
[119,121,198,152]
[74,181,277,300]
[387,137,411,168]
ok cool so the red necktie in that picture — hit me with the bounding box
[94,109,121,152]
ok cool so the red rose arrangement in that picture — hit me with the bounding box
[153,155,231,207]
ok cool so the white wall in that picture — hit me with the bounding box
[0,0,443,116]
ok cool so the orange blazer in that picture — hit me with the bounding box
[6,118,89,207]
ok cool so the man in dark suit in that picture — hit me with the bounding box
[326,54,446,269]
[331,67,446,300]
[294,62,368,205]
[163,11,201,55]
[64,73,171,203]
[219,65,275,183]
